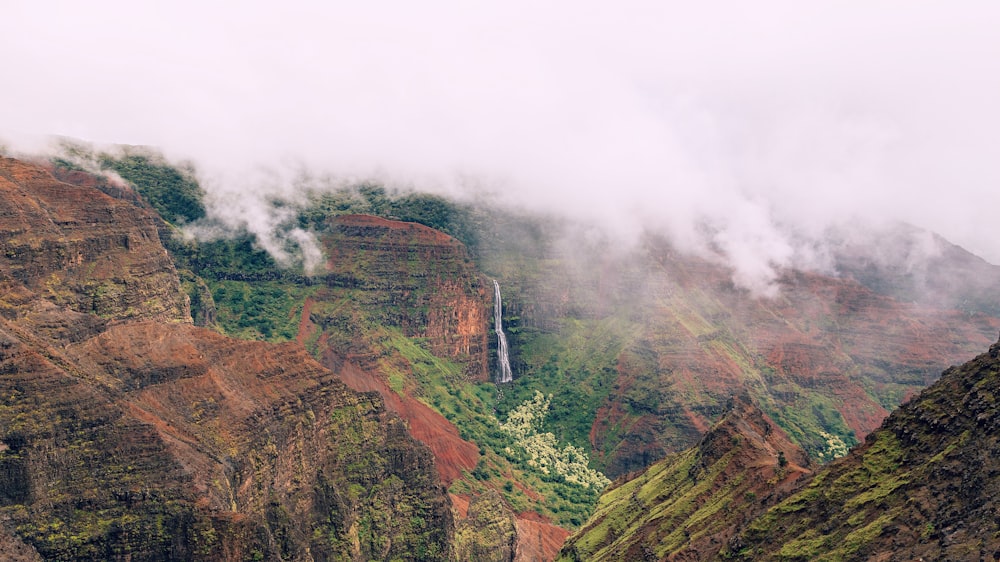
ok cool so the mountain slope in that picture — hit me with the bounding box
[561,336,1000,561]
[488,225,1000,477]
[0,157,454,560]
[557,394,810,561]
[730,336,1000,561]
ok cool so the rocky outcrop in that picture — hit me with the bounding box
[558,394,810,561]
[454,489,518,561]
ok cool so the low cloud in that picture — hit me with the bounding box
[3,2,999,292]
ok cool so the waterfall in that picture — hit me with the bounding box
[492,280,514,384]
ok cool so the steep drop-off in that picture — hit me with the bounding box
[0,156,188,324]
[314,214,489,381]
[0,158,454,560]
[301,213,573,560]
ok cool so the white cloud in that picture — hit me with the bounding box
[3,1,999,289]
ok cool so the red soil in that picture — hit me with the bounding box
[514,517,570,562]
[330,355,480,486]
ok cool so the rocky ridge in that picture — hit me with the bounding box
[730,335,1000,561]
[0,157,454,560]
[557,393,811,561]
[560,336,1000,561]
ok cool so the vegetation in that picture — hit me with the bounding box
[99,152,206,225]
[499,391,610,490]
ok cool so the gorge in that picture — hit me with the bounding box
[1,149,999,560]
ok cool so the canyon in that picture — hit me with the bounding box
[2,150,999,560]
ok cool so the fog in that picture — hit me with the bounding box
[4,2,999,293]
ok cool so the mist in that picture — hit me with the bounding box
[4,2,999,293]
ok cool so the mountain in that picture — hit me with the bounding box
[559,337,1000,561]
[830,220,1000,317]
[557,393,811,561]
[0,157,453,560]
[487,222,1000,477]
[729,336,1000,561]
[7,144,1000,561]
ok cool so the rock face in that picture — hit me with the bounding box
[0,157,189,324]
[301,213,567,560]
[730,336,1000,561]
[317,214,490,380]
[301,214,489,486]
[557,394,811,561]
[0,158,454,561]
[454,490,518,561]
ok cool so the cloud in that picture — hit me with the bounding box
[3,1,999,291]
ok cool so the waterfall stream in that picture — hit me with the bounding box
[492,280,514,384]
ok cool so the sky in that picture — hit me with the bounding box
[3,2,999,291]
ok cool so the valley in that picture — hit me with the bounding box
[0,149,998,560]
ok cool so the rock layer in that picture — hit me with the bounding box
[0,158,454,561]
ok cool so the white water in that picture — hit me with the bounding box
[492,280,514,384]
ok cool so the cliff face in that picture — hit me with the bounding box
[297,213,573,560]
[0,157,189,324]
[0,158,453,561]
[316,214,490,380]
[558,395,810,562]
[301,214,488,486]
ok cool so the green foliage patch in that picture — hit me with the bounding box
[100,153,206,225]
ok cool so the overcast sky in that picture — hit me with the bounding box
[4,2,999,288]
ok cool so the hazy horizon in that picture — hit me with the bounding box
[4,2,999,292]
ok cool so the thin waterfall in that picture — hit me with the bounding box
[492,280,514,384]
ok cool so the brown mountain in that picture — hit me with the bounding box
[300,213,569,561]
[0,157,453,560]
[730,335,1000,561]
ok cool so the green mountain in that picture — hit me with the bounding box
[561,336,1000,561]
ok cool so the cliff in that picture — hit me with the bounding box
[300,213,569,559]
[315,214,490,381]
[0,158,454,560]
[0,156,189,324]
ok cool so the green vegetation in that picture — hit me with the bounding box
[764,391,857,462]
[99,152,206,225]
[373,327,608,528]
[496,317,632,459]
[210,280,314,340]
